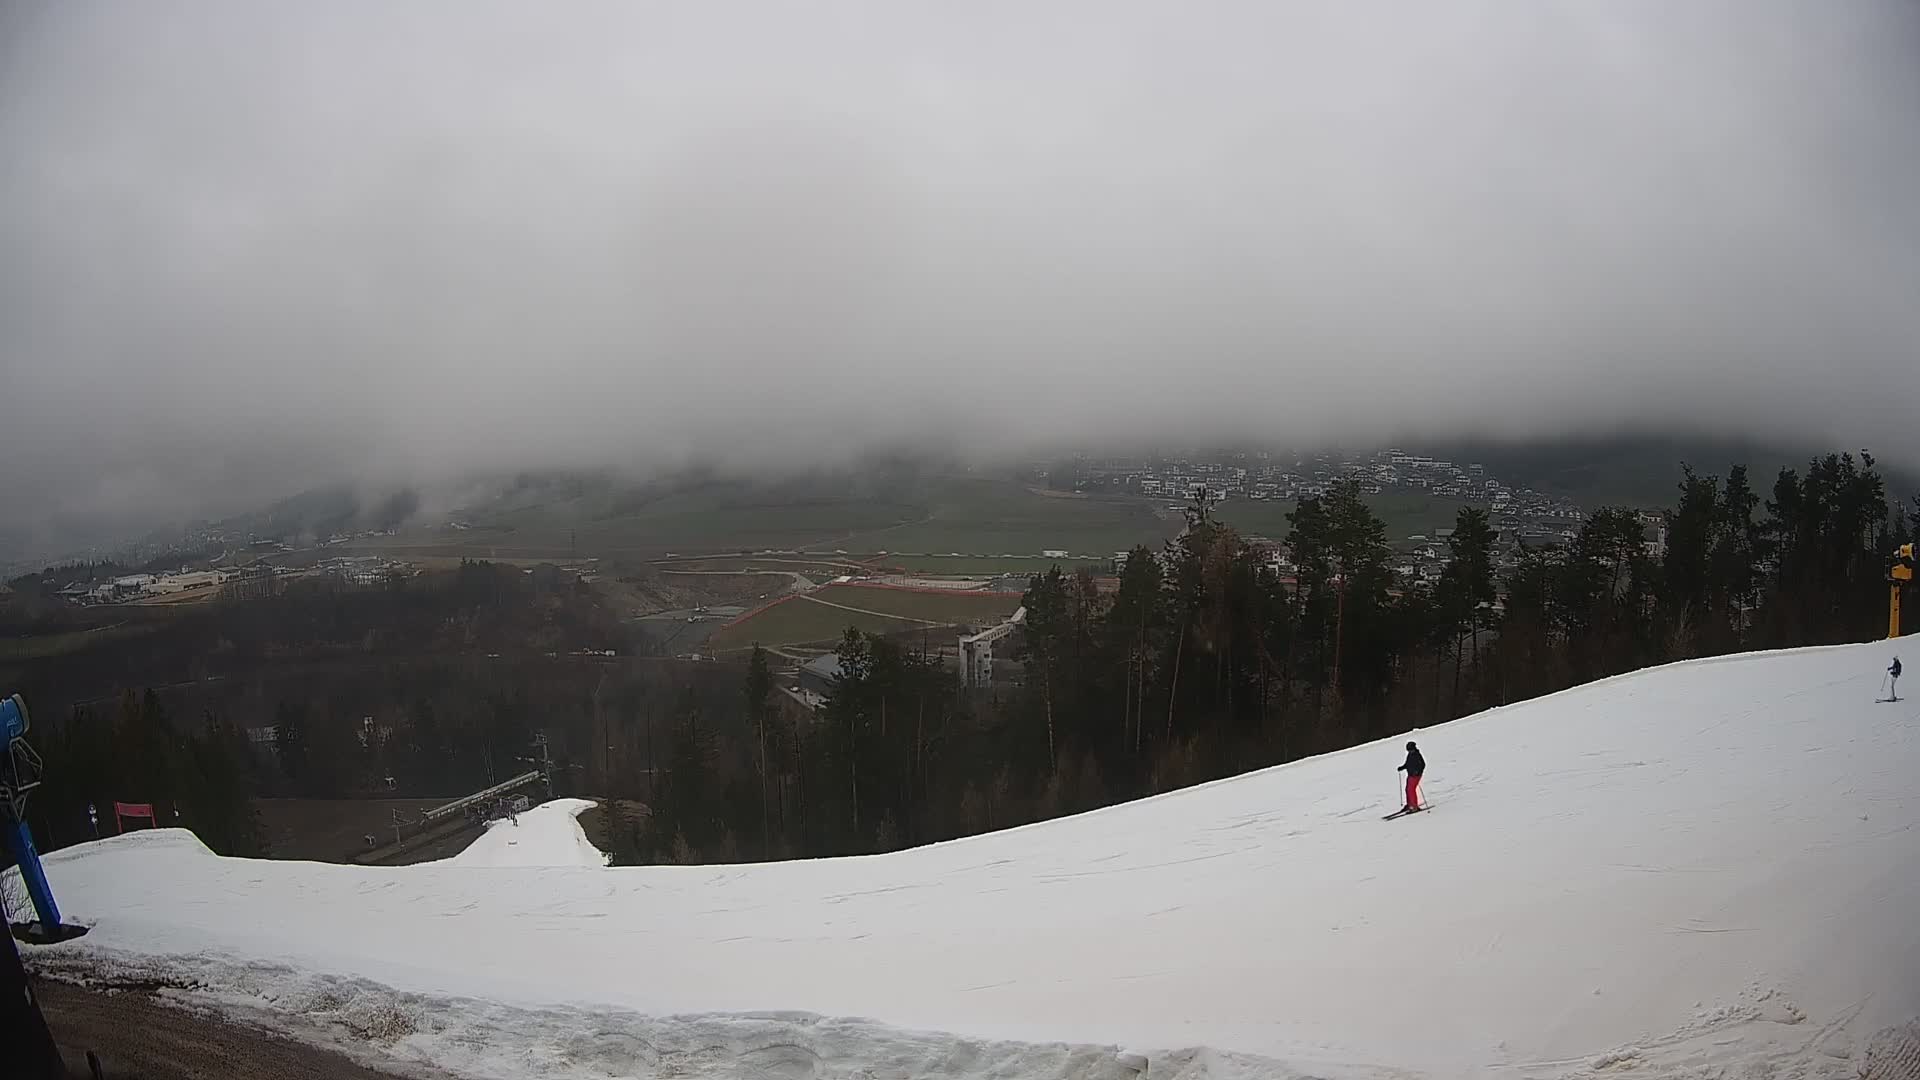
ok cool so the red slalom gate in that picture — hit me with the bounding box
[113,802,156,832]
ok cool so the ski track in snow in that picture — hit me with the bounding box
[13,642,1920,1080]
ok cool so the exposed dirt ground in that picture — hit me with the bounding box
[255,798,447,862]
[35,978,424,1080]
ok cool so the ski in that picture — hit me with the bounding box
[1382,806,1429,820]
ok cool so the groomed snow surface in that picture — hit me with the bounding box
[16,642,1920,1080]
[441,798,611,869]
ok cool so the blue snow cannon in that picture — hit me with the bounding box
[0,693,27,741]
[3,691,83,939]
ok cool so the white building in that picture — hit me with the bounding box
[146,570,227,595]
[103,574,156,599]
[959,607,1026,688]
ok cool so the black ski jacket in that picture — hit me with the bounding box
[1893,659,1903,678]
[1398,747,1425,776]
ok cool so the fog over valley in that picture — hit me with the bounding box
[3,1,1917,555]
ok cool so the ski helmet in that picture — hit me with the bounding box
[1406,741,1417,750]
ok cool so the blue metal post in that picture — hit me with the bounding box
[3,818,60,928]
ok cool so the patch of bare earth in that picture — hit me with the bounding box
[35,977,432,1080]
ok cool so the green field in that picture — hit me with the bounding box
[0,620,160,663]
[707,600,904,652]
[871,554,1114,575]
[353,471,1484,568]
[707,584,1020,653]
[834,478,1179,557]
[360,486,925,558]
[357,474,1183,562]
[806,585,1021,622]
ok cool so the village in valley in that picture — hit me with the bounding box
[1041,446,1657,587]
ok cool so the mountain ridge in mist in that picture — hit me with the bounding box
[13,432,1911,576]
[4,2,1918,547]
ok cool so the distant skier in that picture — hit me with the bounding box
[1397,741,1426,813]
[1891,657,1903,702]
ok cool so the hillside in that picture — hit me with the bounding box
[17,641,1920,1079]
[1427,434,1920,510]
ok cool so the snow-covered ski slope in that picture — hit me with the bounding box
[440,797,610,868]
[22,642,1920,1079]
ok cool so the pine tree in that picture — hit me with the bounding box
[1018,568,1071,772]
[744,645,775,858]
[274,701,308,784]
[823,629,875,840]
[183,714,266,856]
[658,691,716,854]
[1437,506,1499,712]
[1107,545,1167,759]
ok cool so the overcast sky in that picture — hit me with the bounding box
[2,2,1917,545]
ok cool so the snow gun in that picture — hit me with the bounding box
[2,693,85,940]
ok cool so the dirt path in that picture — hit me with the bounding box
[35,978,424,1080]
[648,555,873,571]
[659,568,815,596]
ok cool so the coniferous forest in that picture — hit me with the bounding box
[6,452,1914,869]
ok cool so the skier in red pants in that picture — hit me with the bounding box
[1397,741,1426,813]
